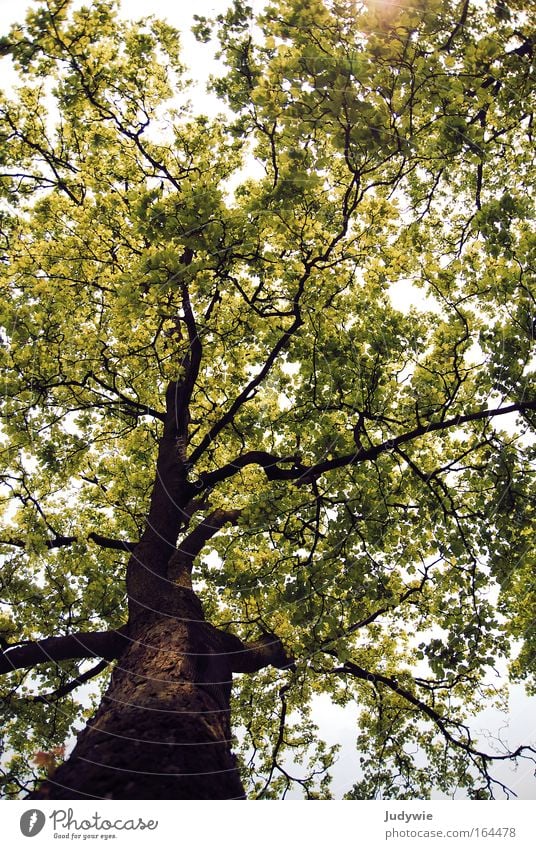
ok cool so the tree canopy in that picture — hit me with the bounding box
[0,0,535,799]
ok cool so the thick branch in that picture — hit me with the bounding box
[197,451,298,490]
[179,268,203,403]
[133,381,194,558]
[125,381,195,615]
[177,508,241,560]
[167,508,241,583]
[29,659,109,704]
[88,532,138,552]
[333,656,536,766]
[224,631,296,674]
[0,533,138,553]
[442,0,470,51]
[196,401,536,490]
[0,535,77,551]
[297,400,536,482]
[163,255,202,445]
[0,629,128,676]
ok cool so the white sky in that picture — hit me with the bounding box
[1,0,535,801]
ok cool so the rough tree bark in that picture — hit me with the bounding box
[30,581,290,800]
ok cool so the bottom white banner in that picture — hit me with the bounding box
[2,800,534,848]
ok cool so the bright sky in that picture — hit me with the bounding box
[0,0,234,29]
[1,0,535,801]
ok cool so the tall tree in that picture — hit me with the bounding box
[0,0,534,799]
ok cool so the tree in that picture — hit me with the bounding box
[0,0,535,799]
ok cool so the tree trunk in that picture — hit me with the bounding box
[30,385,293,799]
[31,585,246,800]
